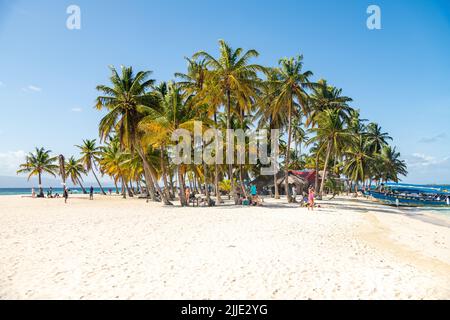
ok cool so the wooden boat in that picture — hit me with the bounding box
[368,183,450,207]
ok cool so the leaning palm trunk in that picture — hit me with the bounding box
[319,139,332,198]
[92,169,106,195]
[77,178,87,194]
[136,148,157,201]
[122,177,127,199]
[114,179,119,194]
[137,146,172,205]
[284,98,293,203]
[160,146,171,200]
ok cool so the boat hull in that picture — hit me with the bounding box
[369,192,449,207]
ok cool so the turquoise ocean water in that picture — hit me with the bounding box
[0,187,112,196]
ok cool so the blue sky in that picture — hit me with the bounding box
[0,0,449,184]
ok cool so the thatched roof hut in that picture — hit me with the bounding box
[250,170,311,194]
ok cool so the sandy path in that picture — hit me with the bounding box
[0,195,449,299]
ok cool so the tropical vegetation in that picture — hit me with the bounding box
[18,40,407,204]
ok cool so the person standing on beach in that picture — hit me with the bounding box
[63,188,68,204]
[31,188,36,198]
[308,187,315,211]
[89,186,94,200]
[185,187,191,206]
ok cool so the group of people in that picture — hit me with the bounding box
[236,183,263,206]
[31,186,95,203]
[183,187,216,207]
[292,185,316,210]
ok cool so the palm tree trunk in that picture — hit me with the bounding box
[284,96,293,203]
[122,176,127,199]
[319,139,332,197]
[213,112,223,204]
[270,117,280,199]
[169,171,175,199]
[314,152,320,190]
[128,180,134,197]
[273,172,279,199]
[226,90,237,204]
[178,165,187,206]
[202,161,211,206]
[136,148,157,201]
[114,179,119,194]
[77,178,87,194]
[138,147,172,205]
[38,172,43,197]
[92,169,106,195]
[160,146,171,200]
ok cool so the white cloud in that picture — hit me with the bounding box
[407,153,450,168]
[22,85,42,92]
[0,150,27,176]
[71,107,83,112]
[28,85,42,92]
[418,133,447,143]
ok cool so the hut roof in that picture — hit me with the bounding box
[277,174,308,187]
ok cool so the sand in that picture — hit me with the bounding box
[0,194,449,299]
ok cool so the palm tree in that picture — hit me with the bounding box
[65,156,87,194]
[365,122,392,154]
[343,134,374,194]
[139,82,207,206]
[17,147,58,196]
[257,68,286,199]
[176,58,215,205]
[95,65,172,205]
[377,145,408,183]
[194,40,265,203]
[76,139,106,195]
[309,109,350,197]
[99,138,127,196]
[272,55,313,202]
[307,79,353,127]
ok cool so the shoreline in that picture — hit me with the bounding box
[0,195,449,299]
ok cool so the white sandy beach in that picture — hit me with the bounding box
[0,195,449,300]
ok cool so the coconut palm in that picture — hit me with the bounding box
[139,82,208,206]
[377,145,408,183]
[95,65,172,205]
[365,122,392,153]
[271,55,313,202]
[17,147,59,196]
[309,109,350,197]
[176,58,216,205]
[307,79,353,127]
[193,40,265,203]
[343,134,374,194]
[65,156,87,193]
[76,139,106,195]
[256,68,286,199]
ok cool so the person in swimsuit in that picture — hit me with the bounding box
[308,187,315,211]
